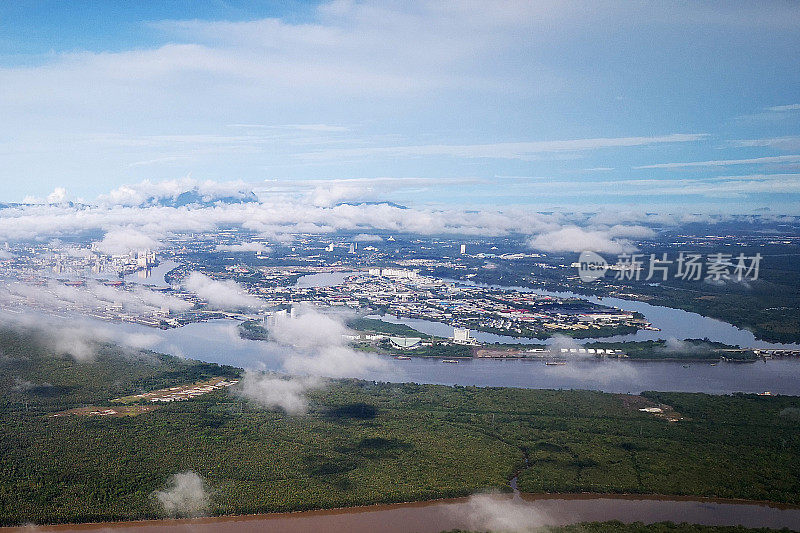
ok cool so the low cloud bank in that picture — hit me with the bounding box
[184,271,262,310]
[238,372,320,415]
[153,471,210,517]
[0,178,785,251]
[215,242,271,253]
[237,307,396,414]
[269,307,393,379]
[458,492,552,532]
[99,178,257,207]
[353,233,383,242]
[0,312,163,362]
[660,337,713,354]
[0,279,192,315]
[95,227,163,255]
[529,226,643,254]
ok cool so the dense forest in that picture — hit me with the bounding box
[1,328,799,525]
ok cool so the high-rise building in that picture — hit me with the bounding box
[460,244,467,255]
[453,327,471,343]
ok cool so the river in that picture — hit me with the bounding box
[78,268,800,395]
[91,318,800,395]
[123,260,180,288]
[11,271,800,531]
[8,494,800,532]
[292,271,800,349]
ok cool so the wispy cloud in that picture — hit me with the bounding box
[297,134,709,162]
[184,272,262,310]
[237,372,320,415]
[528,225,647,254]
[729,137,800,151]
[766,104,800,112]
[154,471,210,517]
[734,103,800,122]
[227,123,350,132]
[634,154,800,169]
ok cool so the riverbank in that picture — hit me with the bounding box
[7,493,800,532]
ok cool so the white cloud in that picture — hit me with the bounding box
[234,308,396,414]
[98,178,257,207]
[529,226,638,254]
[46,187,69,204]
[184,272,262,310]
[0,312,163,362]
[297,134,708,162]
[0,177,793,256]
[95,228,162,255]
[303,177,481,207]
[730,136,800,151]
[272,309,394,379]
[154,471,210,517]
[766,104,800,112]
[353,233,382,242]
[0,183,568,243]
[237,372,320,415]
[282,344,393,379]
[458,493,552,532]
[268,308,350,350]
[605,224,655,239]
[634,154,800,169]
[0,279,191,317]
[511,174,800,199]
[215,242,271,253]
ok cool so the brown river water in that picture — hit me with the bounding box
[7,494,800,533]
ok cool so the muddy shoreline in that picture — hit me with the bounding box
[8,492,800,532]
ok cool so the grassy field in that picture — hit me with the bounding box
[1,328,799,525]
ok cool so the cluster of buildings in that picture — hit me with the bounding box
[115,378,240,403]
[474,346,627,358]
[247,269,646,338]
[0,235,647,342]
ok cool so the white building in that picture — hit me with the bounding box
[453,327,472,344]
[367,268,419,279]
[390,337,422,349]
[264,306,296,327]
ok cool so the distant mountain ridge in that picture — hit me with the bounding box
[335,201,408,209]
[141,187,259,208]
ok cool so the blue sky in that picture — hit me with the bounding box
[1,1,799,212]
